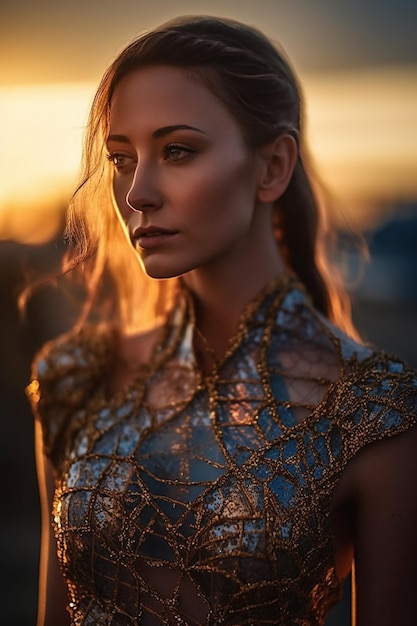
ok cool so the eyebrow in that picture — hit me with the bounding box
[106,124,207,144]
[106,134,130,144]
[153,124,206,138]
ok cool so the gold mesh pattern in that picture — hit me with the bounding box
[27,277,417,625]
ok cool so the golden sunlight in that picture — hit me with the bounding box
[0,67,416,243]
[304,68,417,202]
[0,82,95,244]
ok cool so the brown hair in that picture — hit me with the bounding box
[65,15,356,334]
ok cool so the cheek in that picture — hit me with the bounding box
[112,175,131,220]
[192,154,256,215]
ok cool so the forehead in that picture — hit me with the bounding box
[109,65,240,135]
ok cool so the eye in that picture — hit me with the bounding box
[163,143,196,162]
[106,152,136,171]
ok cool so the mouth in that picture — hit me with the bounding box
[132,226,179,250]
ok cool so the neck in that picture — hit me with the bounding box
[182,232,287,359]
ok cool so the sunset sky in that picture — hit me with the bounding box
[1,0,417,243]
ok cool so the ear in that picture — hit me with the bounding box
[256,134,298,203]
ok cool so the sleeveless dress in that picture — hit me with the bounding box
[26,276,417,625]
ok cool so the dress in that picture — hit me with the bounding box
[26,275,417,625]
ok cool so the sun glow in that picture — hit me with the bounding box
[1,67,417,243]
[0,82,95,243]
[303,68,417,200]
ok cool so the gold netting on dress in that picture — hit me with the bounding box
[27,276,417,625]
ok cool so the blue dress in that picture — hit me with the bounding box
[27,276,417,625]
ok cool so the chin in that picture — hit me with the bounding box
[140,258,188,280]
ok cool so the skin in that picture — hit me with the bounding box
[35,65,417,625]
[107,66,295,357]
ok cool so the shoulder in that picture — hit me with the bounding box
[28,322,116,394]
[293,291,417,476]
[26,323,117,464]
[327,350,417,464]
[270,284,373,388]
[275,284,417,432]
[276,284,373,362]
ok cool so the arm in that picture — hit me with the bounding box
[35,418,70,626]
[351,424,417,626]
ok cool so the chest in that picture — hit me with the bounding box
[55,382,343,583]
[51,328,358,624]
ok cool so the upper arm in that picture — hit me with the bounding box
[352,424,417,626]
[35,419,70,626]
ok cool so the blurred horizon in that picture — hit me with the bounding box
[1,0,417,245]
[1,65,417,244]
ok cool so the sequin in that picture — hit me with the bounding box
[27,276,417,625]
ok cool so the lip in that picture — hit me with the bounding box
[131,225,179,250]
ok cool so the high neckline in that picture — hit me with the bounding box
[182,272,304,376]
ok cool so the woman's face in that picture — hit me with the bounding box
[108,65,263,279]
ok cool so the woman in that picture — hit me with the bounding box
[26,15,417,626]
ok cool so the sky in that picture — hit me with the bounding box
[2,0,417,84]
[1,0,417,243]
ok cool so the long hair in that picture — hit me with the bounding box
[65,15,357,335]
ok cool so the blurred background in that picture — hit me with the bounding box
[1,1,416,624]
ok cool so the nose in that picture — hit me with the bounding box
[125,162,162,213]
